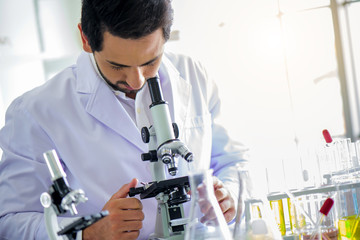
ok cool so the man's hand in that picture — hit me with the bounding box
[198,176,236,224]
[212,176,236,222]
[83,178,144,240]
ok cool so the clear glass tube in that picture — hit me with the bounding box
[184,169,232,240]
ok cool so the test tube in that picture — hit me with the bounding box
[269,199,286,236]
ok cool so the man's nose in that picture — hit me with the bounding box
[127,67,145,90]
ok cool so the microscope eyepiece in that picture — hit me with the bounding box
[147,76,166,106]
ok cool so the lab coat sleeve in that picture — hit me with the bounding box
[0,213,82,239]
[0,97,81,239]
[205,67,250,208]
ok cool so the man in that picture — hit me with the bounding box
[0,0,248,239]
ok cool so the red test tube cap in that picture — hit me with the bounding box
[322,129,333,144]
[320,198,334,216]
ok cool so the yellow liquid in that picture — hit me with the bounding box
[270,199,286,235]
[287,198,306,234]
[338,215,360,240]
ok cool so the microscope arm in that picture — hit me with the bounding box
[134,76,194,239]
[57,211,109,240]
[142,77,193,177]
[41,150,108,240]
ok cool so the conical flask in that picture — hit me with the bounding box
[184,169,232,240]
[232,165,282,240]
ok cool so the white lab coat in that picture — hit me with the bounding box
[0,51,248,239]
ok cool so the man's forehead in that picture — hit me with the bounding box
[99,30,165,66]
[105,54,163,68]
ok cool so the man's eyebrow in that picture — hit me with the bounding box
[106,55,161,68]
[106,61,130,68]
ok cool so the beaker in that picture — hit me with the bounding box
[300,195,337,240]
[335,185,360,240]
[184,169,232,240]
[240,198,283,240]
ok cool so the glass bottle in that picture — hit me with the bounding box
[184,169,232,240]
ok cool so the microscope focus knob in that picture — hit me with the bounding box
[141,150,158,162]
[141,127,150,143]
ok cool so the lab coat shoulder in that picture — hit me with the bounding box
[1,66,77,155]
[7,65,79,119]
[164,51,218,118]
[8,64,96,146]
[163,52,245,171]
[164,50,249,167]
[164,51,207,77]
[164,51,213,93]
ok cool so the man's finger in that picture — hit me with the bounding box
[223,208,236,223]
[118,220,143,231]
[212,176,224,189]
[219,199,231,213]
[214,188,228,202]
[122,230,141,239]
[200,207,217,224]
[112,209,144,220]
[199,199,212,214]
[111,178,138,199]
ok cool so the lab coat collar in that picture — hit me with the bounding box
[74,51,191,150]
[76,51,147,151]
[76,51,99,94]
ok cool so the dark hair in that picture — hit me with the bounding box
[81,0,173,52]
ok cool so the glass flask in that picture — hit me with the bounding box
[233,164,251,239]
[184,169,232,240]
[233,164,282,240]
[237,198,283,240]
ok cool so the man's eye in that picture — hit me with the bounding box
[147,61,156,67]
[111,65,123,71]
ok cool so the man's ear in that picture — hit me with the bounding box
[78,23,92,53]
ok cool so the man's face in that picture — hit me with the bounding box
[82,28,165,99]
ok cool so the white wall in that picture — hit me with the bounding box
[0,0,82,129]
[167,0,347,195]
[0,0,45,113]
[0,0,82,159]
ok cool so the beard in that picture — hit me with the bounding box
[95,60,145,96]
[103,76,145,96]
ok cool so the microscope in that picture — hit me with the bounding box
[129,76,194,240]
[40,149,108,240]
